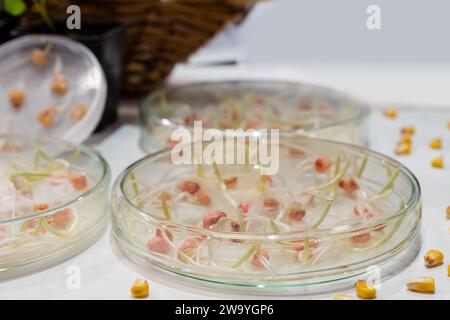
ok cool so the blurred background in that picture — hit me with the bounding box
[1,0,449,129]
[181,0,450,107]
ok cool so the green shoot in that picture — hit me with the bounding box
[385,160,392,177]
[299,238,310,262]
[230,242,260,269]
[314,159,350,191]
[10,171,51,181]
[353,201,407,252]
[312,199,334,229]
[378,167,400,195]
[130,172,144,209]
[356,153,368,178]
[334,154,341,176]
[42,219,69,237]
[270,219,280,233]
[161,192,171,220]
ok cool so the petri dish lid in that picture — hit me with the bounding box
[0,35,107,143]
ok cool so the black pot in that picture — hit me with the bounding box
[0,13,18,44]
[12,21,125,132]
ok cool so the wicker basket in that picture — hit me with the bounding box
[21,0,256,95]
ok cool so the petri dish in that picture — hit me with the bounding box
[0,134,110,279]
[140,81,370,154]
[0,35,106,144]
[112,136,421,294]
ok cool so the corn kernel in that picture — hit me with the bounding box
[30,48,48,67]
[407,276,435,294]
[401,126,415,135]
[71,104,88,124]
[9,89,24,109]
[332,294,354,300]
[447,264,450,277]
[395,143,411,155]
[131,279,149,298]
[424,249,444,268]
[446,206,450,219]
[429,138,442,149]
[383,108,397,118]
[447,121,450,130]
[355,280,376,299]
[399,135,412,145]
[431,156,444,168]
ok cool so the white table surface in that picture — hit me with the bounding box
[1,66,450,299]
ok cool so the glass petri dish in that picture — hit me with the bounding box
[0,134,110,279]
[0,35,107,144]
[112,136,421,294]
[139,81,370,154]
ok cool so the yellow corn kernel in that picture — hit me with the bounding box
[355,280,377,299]
[447,264,450,277]
[401,126,415,135]
[399,135,412,145]
[395,143,411,155]
[424,249,444,268]
[407,276,435,293]
[446,206,450,219]
[429,138,442,149]
[383,108,397,118]
[131,279,149,298]
[332,294,354,300]
[431,156,444,168]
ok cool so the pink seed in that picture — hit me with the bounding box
[251,249,269,270]
[203,211,227,229]
[294,239,319,252]
[179,239,197,252]
[195,190,211,206]
[0,226,6,239]
[298,100,311,111]
[287,202,306,221]
[166,138,181,148]
[238,202,249,214]
[339,178,359,195]
[314,156,332,173]
[263,197,279,211]
[47,208,73,230]
[230,221,240,232]
[177,239,197,262]
[179,180,200,194]
[70,172,88,190]
[351,233,371,244]
[224,176,238,188]
[1,143,21,153]
[261,175,273,188]
[146,229,172,254]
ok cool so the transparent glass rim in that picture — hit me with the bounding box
[0,134,111,224]
[116,135,421,241]
[114,224,421,290]
[140,80,371,134]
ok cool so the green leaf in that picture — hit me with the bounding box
[3,0,27,16]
